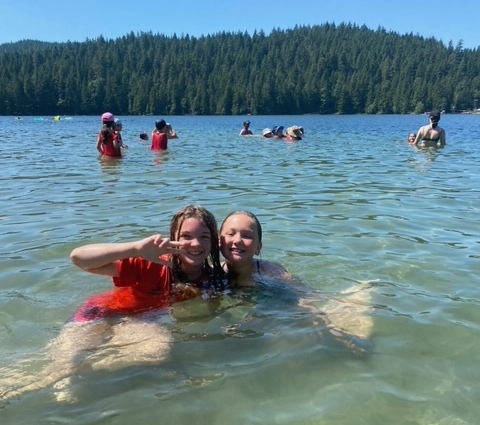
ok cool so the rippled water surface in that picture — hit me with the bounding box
[1,114,480,424]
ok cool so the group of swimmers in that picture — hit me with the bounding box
[240,120,304,141]
[96,112,178,158]
[407,110,446,148]
[240,113,446,148]
[97,114,309,160]
[80,110,448,160]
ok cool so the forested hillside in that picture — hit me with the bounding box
[1,23,479,116]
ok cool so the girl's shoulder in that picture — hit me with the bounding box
[257,259,290,279]
[258,259,286,272]
[257,260,304,286]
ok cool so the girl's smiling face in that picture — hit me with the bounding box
[220,213,262,267]
[176,217,212,269]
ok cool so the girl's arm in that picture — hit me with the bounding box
[166,125,178,139]
[260,260,303,286]
[439,128,446,146]
[96,134,103,154]
[70,235,185,276]
[113,134,122,150]
[413,126,424,146]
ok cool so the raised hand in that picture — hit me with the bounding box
[134,234,186,266]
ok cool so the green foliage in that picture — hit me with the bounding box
[1,24,479,115]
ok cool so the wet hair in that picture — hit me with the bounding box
[170,205,225,290]
[429,111,441,128]
[220,210,263,286]
[220,210,262,243]
[101,122,115,143]
[155,119,167,131]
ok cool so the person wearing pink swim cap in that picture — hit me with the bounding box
[96,112,122,158]
[101,112,114,123]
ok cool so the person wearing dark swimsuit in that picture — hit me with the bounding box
[413,110,446,147]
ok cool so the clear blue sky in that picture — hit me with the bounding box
[0,0,478,49]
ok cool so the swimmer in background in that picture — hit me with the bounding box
[113,119,128,150]
[262,128,274,138]
[407,133,416,144]
[151,119,178,150]
[139,131,149,141]
[285,126,303,141]
[413,110,446,147]
[96,112,122,158]
[239,120,253,135]
[272,126,285,139]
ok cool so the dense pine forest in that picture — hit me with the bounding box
[1,23,479,116]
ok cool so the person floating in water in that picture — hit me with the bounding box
[272,126,285,139]
[285,126,303,141]
[407,133,416,144]
[262,128,274,138]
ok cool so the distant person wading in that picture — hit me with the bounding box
[413,111,446,148]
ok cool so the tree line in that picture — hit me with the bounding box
[1,23,479,116]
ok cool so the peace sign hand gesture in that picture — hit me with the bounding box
[135,234,186,267]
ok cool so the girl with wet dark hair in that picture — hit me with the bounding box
[70,204,226,321]
[170,205,225,291]
[413,110,446,147]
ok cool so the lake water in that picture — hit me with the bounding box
[1,114,479,425]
